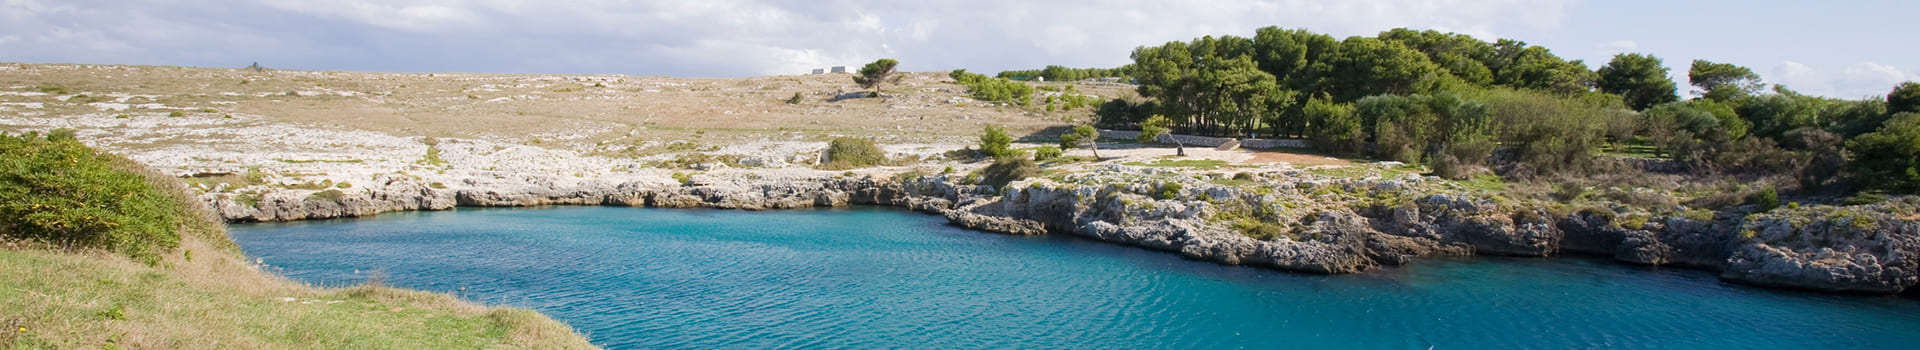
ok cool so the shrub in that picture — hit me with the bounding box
[1155,183,1184,200]
[168,111,185,117]
[821,137,886,169]
[978,126,1016,159]
[672,172,693,186]
[952,70,1035,103]
[1430,153,1468,180]
[1842,192,1887,206]
[978,157,1038,188]
[0,131,196,260]
[787,92,803,104]
[1032,145,1062,161]
[307,189,346,201]
[1231,219,1288,241]
[1551,182,1588,202]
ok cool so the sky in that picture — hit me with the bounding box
[2,0,1912,99]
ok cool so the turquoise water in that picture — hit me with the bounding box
[230,206,1920,349]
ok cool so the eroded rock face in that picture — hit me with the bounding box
[1720,205,1920,293]
[201,166,1920,294]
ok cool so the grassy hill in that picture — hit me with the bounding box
[0,131,597,349]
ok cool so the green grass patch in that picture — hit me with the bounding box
[1456,173,1508,193]
[0,247,595,349]
[1308,165,1415,179]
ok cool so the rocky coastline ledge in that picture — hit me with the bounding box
[210,164,1920,295]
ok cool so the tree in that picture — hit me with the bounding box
[1355,94,1436,163]
[1137,115,1185,156]
[1890,81,1920,114]
[1059,125,1102,159]
[1194,56,1288,135]
[853,58,902,93]
[1847,112,1920,192]
[1487,42,1596,95]
[1596,53,1679,110]
[1303,94,1363,155]
[1321,37,1442,102]
[1688,60,1763,101]
[978,126,1016,159]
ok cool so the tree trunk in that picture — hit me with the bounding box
[1173,137,1186,157]
[1089,139,1101,159]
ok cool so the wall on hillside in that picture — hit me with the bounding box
[1097,129,1307,149]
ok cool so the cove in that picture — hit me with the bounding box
[230,206,1920,349]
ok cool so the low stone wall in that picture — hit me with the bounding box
[1098,129,1307,149]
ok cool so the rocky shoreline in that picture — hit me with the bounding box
[208,165,1920,295]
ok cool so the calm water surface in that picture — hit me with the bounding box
[230,206,1920,349]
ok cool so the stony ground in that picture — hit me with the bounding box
[0,63,1350,199]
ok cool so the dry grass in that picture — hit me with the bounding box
[0,63,1098,148]
[0,233,598,349]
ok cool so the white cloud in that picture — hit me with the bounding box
[1600,40,1638,53]
[1,0,1579,77]
[1769,61,1915,99]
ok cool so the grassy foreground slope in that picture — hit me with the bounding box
[0,131,596,349]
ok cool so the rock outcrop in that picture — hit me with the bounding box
[202,166,1920,294]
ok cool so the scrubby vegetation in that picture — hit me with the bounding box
[951,69,1035,104]
[977,126,1017,159]
[977,157,1039,188]
[820,137,887,169]
[0,131,206,262]
[0,131,595,349]
[995,65,1132,82]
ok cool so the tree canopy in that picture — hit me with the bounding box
[1689,60,1764,101]
[853,58,902,92]
[1596,53,1678,110]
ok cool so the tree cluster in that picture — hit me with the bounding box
[1102,26,1920,194]
[996,65,1132,82]
[951,69,1035,104]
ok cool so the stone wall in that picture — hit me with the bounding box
[1098,129,1307,149]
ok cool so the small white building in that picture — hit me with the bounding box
[830,66,848,73]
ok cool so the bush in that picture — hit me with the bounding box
[978,157,1038,188]
[0,131,195,260]
[1231,219,1288,241]
[1430,153,1469,180]
[307,189,346,201]
[786,92,803,104]
[1846,112,1920,192]
[1842,192,1888,206]
[978,126,1016,159]
[1748,186,1780,211]
[1155,183,1184,200]
[1032,145,1062,161]
[822,137,886,169]
[952,70,1035,103]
